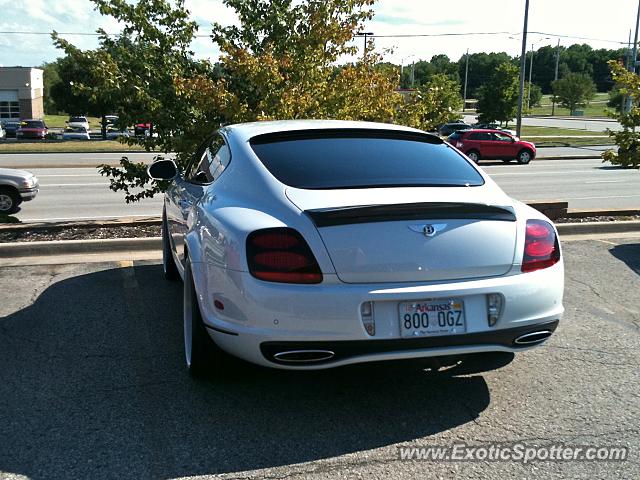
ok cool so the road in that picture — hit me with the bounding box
[462,115,621,132]
[9,157,639,222]
[0,236,638,479]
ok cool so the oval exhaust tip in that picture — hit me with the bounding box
[514,330,553,345]
[273,350,335,363]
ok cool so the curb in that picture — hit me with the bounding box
[556,221,640,236]
[0,151,145,155]
[1,222,639,259]
[0,237,161,258]
[0,216,161,232]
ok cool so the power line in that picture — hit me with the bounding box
[0,29,628,45]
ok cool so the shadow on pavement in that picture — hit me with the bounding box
[0,264,493,479]
[609,243,640,276]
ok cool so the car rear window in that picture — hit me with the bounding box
[448,132,463,141]
[250,129,484,189]
[69,117,87,122]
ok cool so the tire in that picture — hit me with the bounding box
[162,210,180,281]
[183,255,226,378]
[466,150,480,164]
[517,149,533,164]
[0,187,20,214]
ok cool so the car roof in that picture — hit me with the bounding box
[223,119,426,143]
[464,129,511,134]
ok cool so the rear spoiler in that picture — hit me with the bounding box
[306,202,516,227]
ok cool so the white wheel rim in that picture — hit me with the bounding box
[184,273,193,367]
[520,152,530,162]
[469,153,477,160]
[0,194,12,211]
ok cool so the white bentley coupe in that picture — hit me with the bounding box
[148,120,564,376]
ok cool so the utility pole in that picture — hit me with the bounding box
[516,0,530,138]
[624,30,632,113]
[410,61,415,87]
[552,38,560,116]
[527,43,534,110]
[625,1,640,112]
[463,48,470,112]
[357,32,374,58]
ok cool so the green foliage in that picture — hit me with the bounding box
[525,82,543,109]
[551,72,596,114]
[55,0,435,201]
[456,52,516,98]
[607,87,625,114]
[40,61,62,115]
[400,54,460,89]
[475,62,519,125]
[399,74,462,131]
[602,61,640,168]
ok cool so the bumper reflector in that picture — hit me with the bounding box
[487,293,504,326]
[361,301,375,336]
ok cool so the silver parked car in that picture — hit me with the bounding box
[0,168,39,214]
[148,120,564,377]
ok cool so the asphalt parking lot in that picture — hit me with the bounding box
[0,237,638,479]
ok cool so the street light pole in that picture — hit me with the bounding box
[552,38,560,116]
[463,48,470,112]
[625,0,640,112]
[516,0,530,138]
[527,43,534,110]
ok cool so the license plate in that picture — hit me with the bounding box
[399,299,466,338]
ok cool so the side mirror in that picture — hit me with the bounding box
[148,159,178,181]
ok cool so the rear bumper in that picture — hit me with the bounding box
[261,320,559,366]
[193,261,564,369]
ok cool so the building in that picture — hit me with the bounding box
[0,67,44,121]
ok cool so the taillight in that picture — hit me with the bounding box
[456,141,464,148]
[522,220,560,272]
[247,228,323,283]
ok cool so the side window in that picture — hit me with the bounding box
[468,133,481,141]
[207,137,232,183]
[494,133,512,142]
[186,134,225,184]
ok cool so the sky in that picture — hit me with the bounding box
[0,0,635,68]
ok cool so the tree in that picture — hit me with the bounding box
[399,74,462,131]
[551,72,596,114]
[456,52,515,98]
[40,61,62,114]
[602,61,640,168]
[475,62,519,126]
[53,0,410,201]
[525,82,543,110]
[607,87,625,114]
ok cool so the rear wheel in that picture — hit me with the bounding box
[517,149,533,164]
[0,187,19,214]
[183,255,227,378]
[466,150,480,163]
[162,210,179,281]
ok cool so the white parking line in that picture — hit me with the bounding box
[37,174,103,177]
[40,183,108,187]
[585,180,626,184]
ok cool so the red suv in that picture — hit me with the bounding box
[447,129,536,164]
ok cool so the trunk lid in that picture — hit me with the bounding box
[286,186,518,283]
